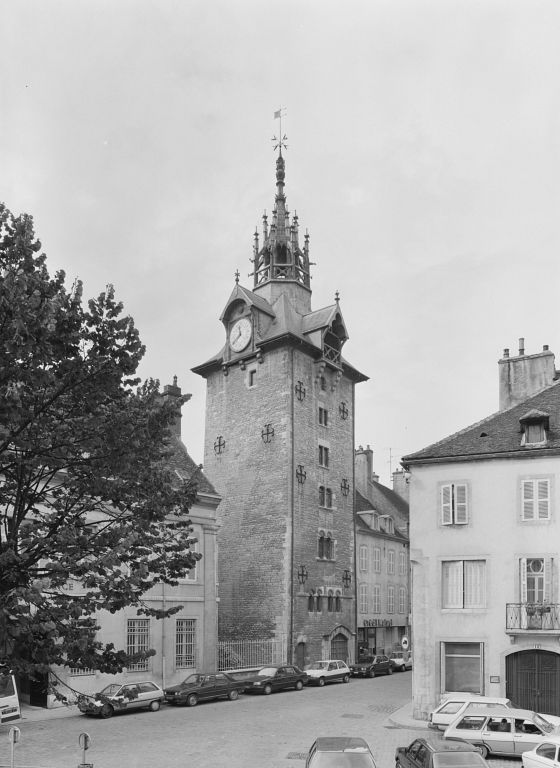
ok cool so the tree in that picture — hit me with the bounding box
[0,202,199,684]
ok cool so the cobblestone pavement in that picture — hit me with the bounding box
[0,673,519,768]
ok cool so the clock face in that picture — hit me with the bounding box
[229,317,252,352]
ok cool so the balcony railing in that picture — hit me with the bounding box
[506,603,560,632]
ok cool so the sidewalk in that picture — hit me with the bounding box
[386,701,429,730]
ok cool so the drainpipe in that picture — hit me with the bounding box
[161,583,166,689]
[289,346,295,664]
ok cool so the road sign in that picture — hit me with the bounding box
[8,727,20,744]
[401,636,409,650]
[79,733,91,751]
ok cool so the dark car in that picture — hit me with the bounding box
[306,737,377,767]
[163,672,245,707]
[396,736,490,768]
[350,654,393,678]
[244,664,308,694]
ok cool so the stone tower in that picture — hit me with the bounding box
[192,145,367,665]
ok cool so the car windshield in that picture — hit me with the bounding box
[99,684,122,696]
[433,754,485,768]
[258,667,278,676]
[181,674,204,685]
[308,662,329,670]
[534,714,555,733]
[311,752,376,767]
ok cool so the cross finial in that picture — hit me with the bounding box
[335,290,340,304]
[235,270,240,284]
[272,107,288,154]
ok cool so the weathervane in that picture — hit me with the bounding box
[272,107,288,153]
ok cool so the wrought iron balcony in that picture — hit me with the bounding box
[506,603,560,633]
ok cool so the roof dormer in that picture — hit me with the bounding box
[520,408,550,447]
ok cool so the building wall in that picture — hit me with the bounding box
[51,499,219,706]
[409,454,560,719]
[203,345,356,662]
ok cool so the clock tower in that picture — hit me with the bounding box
[192,144,367,666]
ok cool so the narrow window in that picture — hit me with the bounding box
[441,483,469,525]
[398,587,406,613]
[319,486,325,506]
[327,590,334,612]
[399,551,406,576]
[387,550,395,575]
[359,584,368,613]
[127,619,150,671]
[373,547,381,573]
[372,585,380,613]
[318,533,325,559]
[176,618,196,668]
[522,479,550,521]
[388,585,395,613]
[248,369,256,387]
[319,445,329,467]
[359,545,368,572]
[318,407,328,426]
[335,591,342,612]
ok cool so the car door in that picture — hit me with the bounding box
[482,716,516,755]
[123,685,142,711]
[213,673,230,699]
[202,675,218,701]
[377,655,390,673]
[273,668,288,691]
[526,742,560,768]
[514,720,550,755]
[327,662,338,681]
[283,666,298,689]
[400,741,427,768]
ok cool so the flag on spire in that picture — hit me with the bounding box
[274,109,282,119]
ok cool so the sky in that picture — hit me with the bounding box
[3,0,560,485]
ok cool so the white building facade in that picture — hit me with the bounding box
[403,341,560,720]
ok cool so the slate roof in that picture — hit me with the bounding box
[402,380,560,465]
[165,435,219,497]
[354,489,408,541]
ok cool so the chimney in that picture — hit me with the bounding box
[392,469,410,503]
[354,444,374,497]
[163,376,191,437]
[498,342,557,411]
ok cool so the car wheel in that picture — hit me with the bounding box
[295,680,304,691]
[342,674,350,683]
[263,684,273,695]
[388,666,393,675]
[318,678,326,687]
[149,700,160,712]
[228,689,239,701]
[368,669,375,678]
[100,703,114,719]
[476,745,489,760]
[186,694,198,707]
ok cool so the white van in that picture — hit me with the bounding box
[428,695,512,730]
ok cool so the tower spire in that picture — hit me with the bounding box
[251,111,311,307]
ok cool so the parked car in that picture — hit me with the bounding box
[244,665,308,694]
[350,654,393,678]
[396,735,490,768]
[389,651,412,672]
[305,660,351,686]
[429,695,513,729]
[163,672,246,707]
[443,707,560,759]
[522,736,560,768]
[77,681,164,718]
[306,736,377,767]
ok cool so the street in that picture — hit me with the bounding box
[0,674,515,768]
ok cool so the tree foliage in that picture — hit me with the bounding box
[0,203,199,680]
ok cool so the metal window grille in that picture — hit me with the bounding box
[176,618,196,668]
[69,667,95,676]
[127,618,150,671]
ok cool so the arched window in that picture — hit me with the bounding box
[307,593,315,612]
[327,590,334,612]
[335,591,342,612]
[318,532,325,558]
[325,535,332,560]
[316,591,323,612]
[319,486,325,506]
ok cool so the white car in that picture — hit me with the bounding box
[522,736,560,768]
[429,694,512,729]
[389,651,412,672]
[304,660,351,686]
[443,706,560,759]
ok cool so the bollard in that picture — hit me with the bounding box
[9,726,20,768]
[78,731,93,768]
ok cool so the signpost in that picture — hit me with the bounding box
[9,726,20,768]
[401,636,409,650]
[78,731,93,768]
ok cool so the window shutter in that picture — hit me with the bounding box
[522,481,535,520]
[441,485,452,525]
[544,558,551,602]
[520,558,528,602]
[455,484,468,524]
[537,480,550,520]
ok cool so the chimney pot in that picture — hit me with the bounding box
[519,337,525,356]
[544,345,549,351]
[503,348,510,358]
